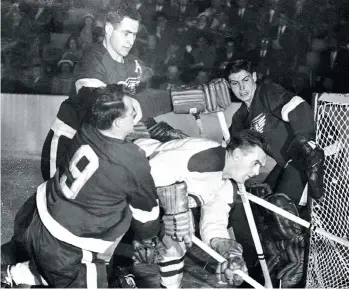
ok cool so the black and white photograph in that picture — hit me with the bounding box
[1,0,349,288]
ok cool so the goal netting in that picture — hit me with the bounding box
[306,93,349,288]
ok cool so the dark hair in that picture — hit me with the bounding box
[224,59,254,80]
[65,35,81,50]
[226,129,270,156]
[91,84,131,130]
[106,1,141,27]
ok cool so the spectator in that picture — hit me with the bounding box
[171,0,198,22]
[51,59,74,95]
[25,59,51,94]
[159,63,184,90]
[215,38,242,73]
[154,12,172,67]
[191,68,210,85]
[138,0,156,27]
[143,34,160,72]
[79,13,95,50]
[229,0,257,32]
[270,12,297,65]
[316,35,349,92]
[164,41,184,68]
[154,0,172,16]
[61,35,83,65]
[290,70,313,105]
[197,8,220,29]
[92,26,105,44]
[191,34,216,69]
[1,54,31,93]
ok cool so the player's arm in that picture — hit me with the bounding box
[263,82,324,199]
[74,53,143,124]
[125,156,168,264]
[41,99,81,180]
[199,180,235,245]
[74,49,108,94]
[148,151,193,247]
[127,170,160,242]
[229,105,249,138]
[200,181,248,287]
[261,82,315,134]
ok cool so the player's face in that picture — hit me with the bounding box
[228,70,257,107]
[111,17,139,57]
[223,146,266,184]
[121,96,136,134]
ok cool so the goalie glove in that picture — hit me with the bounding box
[132,237,167,264]
[211,238,248,287]
[157,182,192,247]
[286,134,325,200]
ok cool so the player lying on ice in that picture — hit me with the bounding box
[133,129,269,288]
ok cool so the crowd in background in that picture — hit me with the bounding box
[1,0,349,101]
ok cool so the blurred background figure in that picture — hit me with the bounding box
[61,35,83,65]
[51,59,74,95]
[79,13,95,50]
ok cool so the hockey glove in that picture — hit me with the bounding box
[211,238,248,287]
[132,237,166,264]
[287,134,325,199]
[157,182,192,247]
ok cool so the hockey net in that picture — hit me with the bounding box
[306,93,349,288]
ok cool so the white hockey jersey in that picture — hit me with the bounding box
[134,138,237,245]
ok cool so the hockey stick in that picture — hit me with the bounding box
[191,236,265,289]
[244,191,349,248]
[237,184,274,289]
[217,111,230,146]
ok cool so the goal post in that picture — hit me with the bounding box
[306,93,349,288]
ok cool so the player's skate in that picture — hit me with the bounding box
[1,265,15,288]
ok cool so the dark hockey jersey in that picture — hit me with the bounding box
[41,88,95,181]
[229,80,314,166]
[74,43,145,95]
[37,123,160,253]
[41,43,147,180]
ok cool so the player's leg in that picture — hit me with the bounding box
[1,261,48,287]
[1,193,37,266]
[158,238,187,288]
[19,210,110,288]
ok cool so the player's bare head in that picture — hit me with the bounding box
[224,59,253,79]
[91,84,134,131]
[225,59,257,107]
[226,129,269,155]
[223,130,269,183]
[106,1,141,28]
[104,2,140,60]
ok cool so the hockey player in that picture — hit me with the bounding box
[40,1,185,183]
[1,2,184,275]
[134,129,269,288]
[40,1,146,182]
[224,59,324,287]
[225,59,324,203]
[1,85,163,288]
